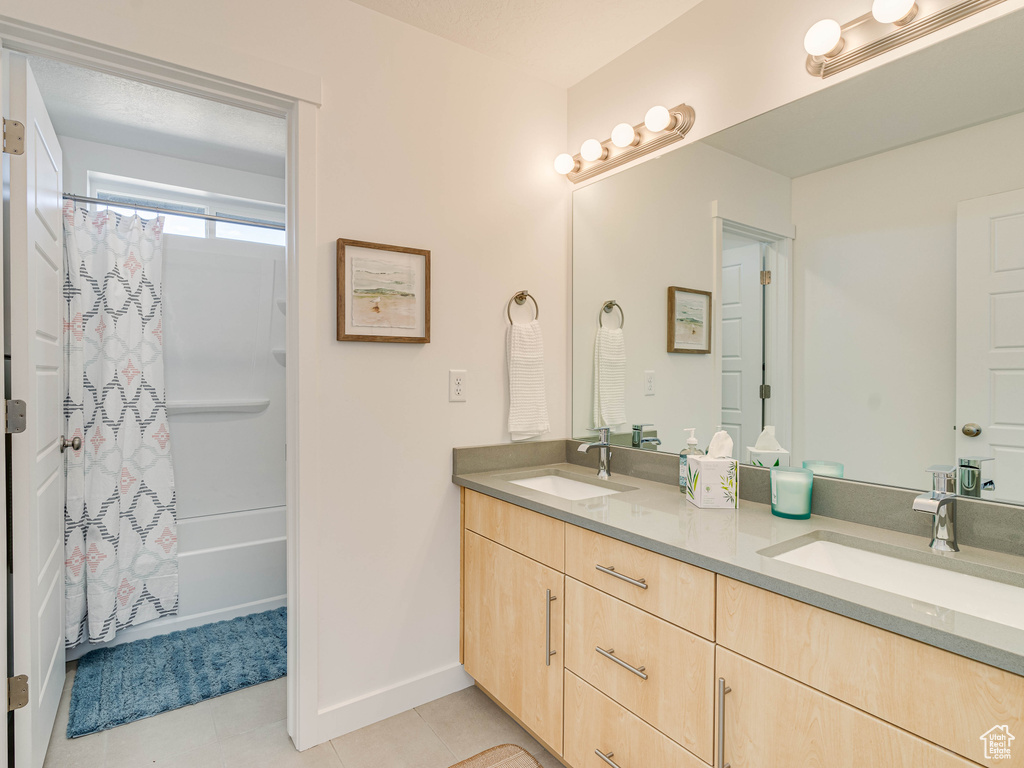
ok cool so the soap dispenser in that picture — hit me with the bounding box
[679,428,704,495]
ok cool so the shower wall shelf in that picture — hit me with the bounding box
[167,399,271,416]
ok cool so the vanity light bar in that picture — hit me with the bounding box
[805,0,1007,78]
[555,103,696,184]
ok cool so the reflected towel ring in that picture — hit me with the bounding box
[507,290,540,324]
[599,300,624,329]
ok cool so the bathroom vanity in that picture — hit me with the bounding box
[454,448,1024,768]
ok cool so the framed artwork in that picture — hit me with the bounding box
[337,239,430,343]
[667,286,711,354]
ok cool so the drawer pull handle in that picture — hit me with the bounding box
[595,750,621,768]
[545,589,557,666]
[596,564,648,589]
[595,646,648,680]
[717,677,732,768]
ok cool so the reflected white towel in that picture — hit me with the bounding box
[593,327,626,428]
[507,320,549,441]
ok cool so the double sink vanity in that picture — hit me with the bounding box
[453,441,1024,768]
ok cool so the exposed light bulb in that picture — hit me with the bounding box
[871,0,917,24]
[580,139,606,162]
[803,19,843,57]
[611,122,638,148]
[553,153,577,175]
[644,105,673,133]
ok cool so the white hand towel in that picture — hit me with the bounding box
[507,319,550,441]
[593,327,626,428]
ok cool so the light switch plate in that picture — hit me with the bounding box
[449,370,467,402]
[644,370,656,396]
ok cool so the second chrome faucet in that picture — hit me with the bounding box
[913,465,959,552]
[580,426,613,479]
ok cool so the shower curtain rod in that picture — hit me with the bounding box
[61,194,286,231]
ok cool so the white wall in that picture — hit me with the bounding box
[59,137,289,659]
[572,142,790,451]
[791,109,1024,490]
[567,0,1024,159]
[3,0,570,745]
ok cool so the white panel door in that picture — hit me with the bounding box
[6,54,65,768]
[721,243,763,455]
[957,188,1024,504]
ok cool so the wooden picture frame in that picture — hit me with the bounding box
[337,239,430,343]
[667,286,712,354]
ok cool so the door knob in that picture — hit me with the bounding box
[60,436,82,453]
[962,423,982,437]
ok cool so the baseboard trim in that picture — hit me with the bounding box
[315,662,474,745]
[66,596,287,660]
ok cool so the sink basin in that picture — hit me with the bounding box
[763,533,1024,631]
[507,472,633,501]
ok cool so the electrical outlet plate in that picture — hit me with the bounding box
[449,370,467,402]
[644,370,655,396]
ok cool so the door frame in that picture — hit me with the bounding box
[0,21,323,753]
[713,217,794,456]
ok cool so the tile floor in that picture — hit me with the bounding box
[44,669,561,768]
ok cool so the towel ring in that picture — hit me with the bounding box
[599,300,624,329]
[507,290,539,324]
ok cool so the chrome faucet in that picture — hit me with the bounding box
[631,423,661,449]
[579,426,613,479]
[913,465,959,553]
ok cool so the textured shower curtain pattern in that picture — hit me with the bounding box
[63,204,179,648]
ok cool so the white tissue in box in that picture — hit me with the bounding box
[685,456,739,508]
[746,447,790,468]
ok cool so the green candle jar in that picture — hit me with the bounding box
[770,466,814,520]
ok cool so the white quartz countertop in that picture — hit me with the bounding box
[454,462,1024,677]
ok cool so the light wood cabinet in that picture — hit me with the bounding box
[717,576,1024,767]
[465,489,565,570]
[564,578,713,763]
[565,525,715,640]
[563,671,707,768]
[716,647,977,768]
[463,530,564,753]
[461,489,1024,768]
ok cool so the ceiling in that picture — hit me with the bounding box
[703,8,1024,179]
[347,0,704,87]
[27,56,287,178]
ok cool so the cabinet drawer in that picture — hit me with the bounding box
[565,578,713,763]
[465,489,564,570]
[565,525,714,639]
[717,576,1024,767]
[564,671,707,768]
[716,647,977,768]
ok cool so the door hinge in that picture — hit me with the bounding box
[3,118,25,155]
[7,675,28,712]
[759,384,772,399]
[5,400,27,434]
[760,270,772,285]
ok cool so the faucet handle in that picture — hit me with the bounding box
[588,426,612,442]
[925,465,957,494]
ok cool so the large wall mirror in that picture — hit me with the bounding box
[572,7,1024,506]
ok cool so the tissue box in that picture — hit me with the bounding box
[685,456,739,508]
[746,448,790,468]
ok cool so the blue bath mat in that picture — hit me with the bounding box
[67,607,286,737]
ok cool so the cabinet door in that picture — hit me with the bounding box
[464,530,564,753]
[715,648,976,768]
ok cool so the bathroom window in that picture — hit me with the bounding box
[88,173,285,245]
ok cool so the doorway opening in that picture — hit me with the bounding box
[4,51,292,768]
[716,219,793,463]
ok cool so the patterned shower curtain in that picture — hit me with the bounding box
[63,204,179,648]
